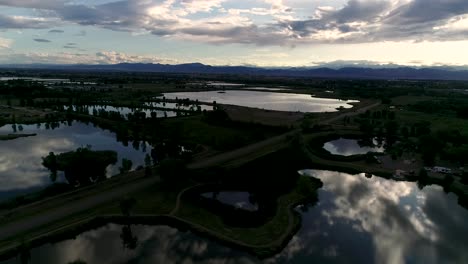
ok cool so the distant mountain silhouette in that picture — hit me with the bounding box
[2,63,468,80]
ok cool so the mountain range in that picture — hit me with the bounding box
[2,63,468,81]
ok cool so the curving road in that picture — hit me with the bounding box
[0,100,381,253]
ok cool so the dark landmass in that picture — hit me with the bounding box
[2,63,468,80]
[0,133,36,140]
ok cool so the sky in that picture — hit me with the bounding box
[0,0,468,67]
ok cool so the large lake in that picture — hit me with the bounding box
[160,91,359,113]
[3,170,467,263]
[67,105,178,119]
[0,121,151,200]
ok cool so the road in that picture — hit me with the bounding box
[0,100,381,251]
[320,101,381,125]
[187,131,296,169]
[0,176,159,244]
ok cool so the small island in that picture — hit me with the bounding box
[42,147,118,186]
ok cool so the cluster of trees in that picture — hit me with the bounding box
[42,147,118,186]
[358,109,399,146]
[409,99,468,119]
[418,129,468,166]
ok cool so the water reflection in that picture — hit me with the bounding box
[323,138,385,156]
[0,122,151,200]
[201,192,258,211]
[66,105,178,119]
[161,91,359,113]
[279,170,468,264]
[2,170,467,264]
[144,102,213,112]
[0,224,257,264]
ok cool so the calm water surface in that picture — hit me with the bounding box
[160,91,359,113]
[201,191,258,211]
[3,170,467,264]
[0,121,151,200]
[144,102,213,111]
[323,138,385,156]
[67,105,178,119]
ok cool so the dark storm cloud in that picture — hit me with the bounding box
[385,0,468,25]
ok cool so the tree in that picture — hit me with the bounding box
[417,168,428,190]
[119,196,137,216]
[44,152,58,182]
[42,147,118,186]
[144,154,152,177]
[120,225,138,250]
[119,158,133,174]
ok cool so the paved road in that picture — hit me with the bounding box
[0,176,159,243]
[188,131,296,169]
[0,101,381,249]
[320,102,381,125]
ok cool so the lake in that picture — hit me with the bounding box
[0,121,152,200]
[244,87,290,91]
[0,77,69,83]
[144,102,213,112]
[3,170,467,263]
[66,105,178,119]
[160,91,359,113]
[323,138,385,156]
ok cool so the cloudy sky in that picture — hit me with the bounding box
[0,0,468,66]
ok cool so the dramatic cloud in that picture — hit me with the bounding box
[1,0,468,45]
[0,50,178,65]
[0,14,56,29]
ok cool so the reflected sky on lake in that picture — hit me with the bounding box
[2,170,467,264]
[0,224,257,264]
[282,170,468,264]
[323,138,385,156]
[0,122,151,199]
[67,105,178,119]
[161,91,359,113]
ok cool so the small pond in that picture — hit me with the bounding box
[201,191,258,211]
[0,121,152,200]
[1,170,468,263]
[160,90,359,113]
[323,138,385,156]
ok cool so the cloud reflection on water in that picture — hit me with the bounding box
[0,122,151,198]
[2,170,468,264]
